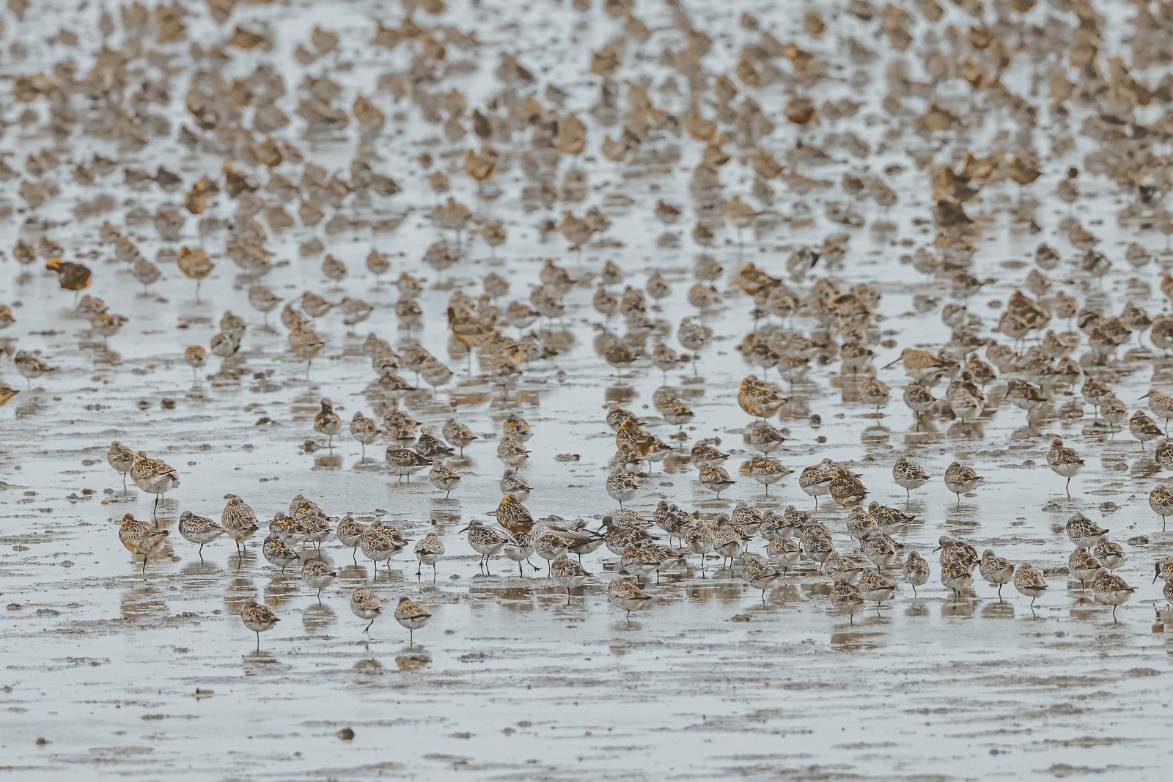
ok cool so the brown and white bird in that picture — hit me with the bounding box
[1046,437,1084,496]
[608,577,652,622]
[943,462,982,504]
[1013,563,1048,608]
[118,513,169,573]
[240,602,280,652]
[394,596,432,647]
[350,587,383,634]
[314,399,342,446]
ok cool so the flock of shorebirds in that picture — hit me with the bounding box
[3,0,1173,655]
[107,383,1166,653]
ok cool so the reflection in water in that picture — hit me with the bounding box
[241,650,284,674]
[804,582,833,599]
[227,550,258,573]
[338,564,369,583]
[941,597,977,619]
[861,424,889,445]
[487,592,534,616]
[1068,605,1103,624]
[471,585,535,601]
[152,499,179,527]
[538,328,574,354]
[223,577,256,616]
[830,628,884,651]
[944,505,981,526]
[604,384,637,405]
[92,347,123,366]
[181,560,224,588]
[1130,459,1160,481]
[121,585,167,623]
[765,584,801,607]
[264,573,301,608]
[300,549,335,568]
[373,567,405,587]
[395,652,430,671]
[313,453,342,470]
[353,658,384,677]
[980,601,1015,620]
[685,582,745,606]
[303,601,336,632]
[1010,423,1045,442]
[429,508,461,526]
[946,422,984,441]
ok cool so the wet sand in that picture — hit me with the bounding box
[2,0,1173,779]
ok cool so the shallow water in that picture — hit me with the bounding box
[2,0,1173,779]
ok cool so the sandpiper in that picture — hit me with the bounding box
[302,558,337,600]
[107,441,134,491]
[414,532,445,580]
[385,447,432,482]
[178,510,224,561]
[336,514,368,563]
[1091,571,1135,623]
[608,577,652,622]
[829,580,864,624]
[462,520,507,574]
[979,550,1014,601]
[349,412,381,459]
[1068,548,1102,588]
[240,602,280,652]
[118,513,169,573]
[1065,513,1108,547]
[550,558,590,605]
[394,596,432,647]
[891,456,929,499]
[1013,563,1048,609]
[1046,437,1084,495]
[943,461,982,504]
[1150,485,1173,531]
[798,458,835,508]
[901,551,929,597]
[222,494,260,554]
[350,587,383,634]
[130,451,181,516]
